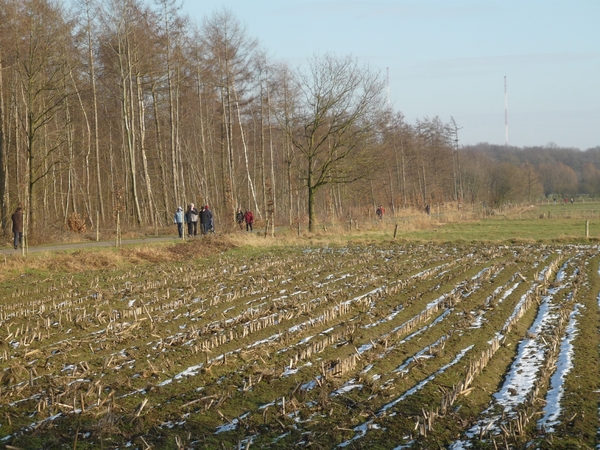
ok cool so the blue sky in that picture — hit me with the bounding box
[181,0,599,150]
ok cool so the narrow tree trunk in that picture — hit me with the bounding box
[233,81,261,218]
[167,56,179,208]
[195,70,209,205]
[88,23,105,223]
[287,155,293,225]
[307,160,316,232]
[387,167,395,214]
[136,73,154,224]
[260,82,267,218]
[121,48,142,226]
[151,84,170,220]
[27,111,35,234]
[0,59,6,233]
[174,66,186,204]
[221,86,234,227]
[68,69,94,227]
[266,81,277,231]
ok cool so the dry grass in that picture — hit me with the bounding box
[0,200,588,284]
[0,235,239,283]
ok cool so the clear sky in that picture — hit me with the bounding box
[177,0,599,150]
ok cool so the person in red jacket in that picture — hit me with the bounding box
[244,210,254,232]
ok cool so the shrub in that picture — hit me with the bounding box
[66,212,87,233]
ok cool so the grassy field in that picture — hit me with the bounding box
[390,216,600,243]
[385,200,600,243]
[1,204,600,449]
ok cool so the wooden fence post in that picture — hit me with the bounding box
[116,211,122,247]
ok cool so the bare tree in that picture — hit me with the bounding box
[280,54,385,231]
[13,0,73,235]
[200,8,257,227]
[73,0,106,224]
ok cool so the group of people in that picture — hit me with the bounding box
[174,203,213,238]
[236,208,254,231]
[174,205,255,237]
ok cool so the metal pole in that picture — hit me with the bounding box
[504,76,508,148]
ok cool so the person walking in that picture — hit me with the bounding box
[200,205,213,234]
[173,206,184,238]
[236,208,245,231]
[206,205,214,233]
[376,205,385,219]
[12,206,23,250]
[244,209,254,232]
[185,203,199,237]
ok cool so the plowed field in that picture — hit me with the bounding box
[1,242,599,449]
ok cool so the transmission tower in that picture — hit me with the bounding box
[386,67,391,109]
[504,76,508,148]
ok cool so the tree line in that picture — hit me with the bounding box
[1,0,598,240]
[463,143,600,206]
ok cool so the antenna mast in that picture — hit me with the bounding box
[386,67,391,109]
[504,76,508,148]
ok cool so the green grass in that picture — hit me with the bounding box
[394,217,600,243]
[293,202,600,245]
[379,202,600,243]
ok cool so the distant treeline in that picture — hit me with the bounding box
[460,143,600,205]
[1,0,598,240]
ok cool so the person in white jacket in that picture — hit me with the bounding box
[174,206,184,238]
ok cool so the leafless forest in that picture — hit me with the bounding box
[1,0,599,241]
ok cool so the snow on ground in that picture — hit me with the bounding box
[537,303,582,431]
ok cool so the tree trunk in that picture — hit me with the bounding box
[121,47,142,226]
[167,52,179,209]
[136,73,154,224]
[195,69,209,206]
[307,160,315,232]
[260,81,267,218]
[0,59,6,234]
[233,80,261,218]
[151,83,170,221]
[87,19,105,224]
[221,85,235,227]
[266,80,277,232]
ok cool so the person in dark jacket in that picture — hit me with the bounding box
[185,203,199,237]
[200,205,213,234]
[244,210,254,232]
[12,206,24,250]
[236,208,245,231]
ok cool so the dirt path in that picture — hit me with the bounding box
[0,235,179,255]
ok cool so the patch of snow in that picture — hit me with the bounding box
[538,303,582,431]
